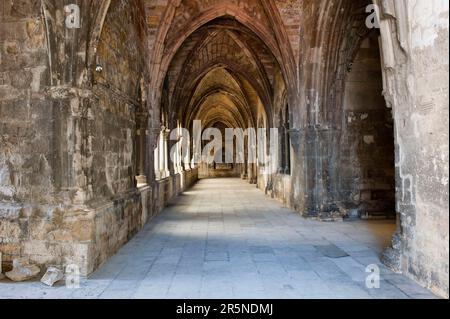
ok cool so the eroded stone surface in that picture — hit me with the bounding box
[0,252,4,280]
[41,267,64,287]
[5,259,40,282]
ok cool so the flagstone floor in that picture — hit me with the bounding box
[0,178,438,299]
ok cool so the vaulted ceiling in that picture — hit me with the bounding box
[141,0,374,132]
[165,17,283,130]
[143,0,296,132]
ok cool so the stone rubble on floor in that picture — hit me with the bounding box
[5,259,41,282]
[41,267,64,287]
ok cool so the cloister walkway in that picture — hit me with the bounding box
[0,178,437,299]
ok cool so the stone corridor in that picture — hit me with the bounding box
[1,0,448,298]
[0,179,437,299]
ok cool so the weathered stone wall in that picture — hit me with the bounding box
[0,0,199,277]
[267,174,292,207]
[0,1,53,205]
[91,0,147,199]
[392,0,449,298]
[339,33,396,218]
[259,68,294,207]
[0,0,57,267]
[198,165,241,179]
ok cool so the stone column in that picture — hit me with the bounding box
[136,113,148,185]
[162,130,170,178]
[154,145,160,180]
[148,126,161,182]
[177,135,185,173]
[0,252,4,279]
[46,87,97,205]
[158,133,165,178]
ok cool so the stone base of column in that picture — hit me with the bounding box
[136,175,147,186]
[161,170,170,179]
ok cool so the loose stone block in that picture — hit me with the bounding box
[5,259,40,282]
[41,267,64,287]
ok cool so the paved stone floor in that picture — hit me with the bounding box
[0,178,438,299]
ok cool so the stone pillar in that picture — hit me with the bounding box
[158,133,165,178]
[45,87,97,205]
[168,136,176,175]
[161,130,170,178]
[241,142,248,180]
[177,136,185,173]
[136,113,148,185]
[154,145,160,180]
[0,252,4,279]
[148,126,161,181]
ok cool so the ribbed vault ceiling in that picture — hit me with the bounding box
[163,16,284,131]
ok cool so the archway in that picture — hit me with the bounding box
[154,14,290,190]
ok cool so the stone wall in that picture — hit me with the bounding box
[198,164,241,179]
[0,0,199,277]
[0,0,53,205]
[0,168,198,276]
[263,174,292,208]
[153,169,199,216]
[0,0,57,269]
[392,0,449,298]
[339,33,396,218]
[91,0,148,199]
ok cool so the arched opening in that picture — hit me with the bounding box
[340,32,396,221]
[336,30,397,254]
[300,0,405,265]
[156,15,288,188]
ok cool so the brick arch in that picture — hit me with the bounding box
[304,0,409,120]
[306,0,411,191]
[42,0,150,87]
[203,119,237,131]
